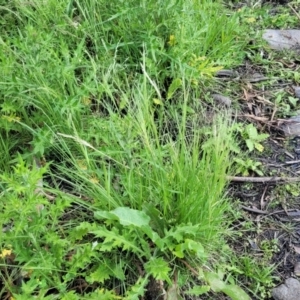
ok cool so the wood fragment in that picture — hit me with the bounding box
[241,205,268,215]
[241,114,269,122]
[227,176,300,183]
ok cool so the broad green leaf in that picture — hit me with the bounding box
[173,243,186,258]
[167,78,182,100]
[173,239,205,258]
[94,211,117,221]
[245,124,258,140]
[111,207,150,227]
[95,207,150,228]
[185,285,210,295]
[245,139,254,152]
[142,203,166,237]
[204,272,226,292]
[141,225,164,250]
[185,239,205,258]
[222,284,251,300]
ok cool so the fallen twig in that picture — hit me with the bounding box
[241,205,268,215]
[288,3,300,22]
[241,205,300,218]
[227,176,300,183]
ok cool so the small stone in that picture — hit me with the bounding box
[294,262,300,277]
[215,69,237,78]
[262,30,300,51]
[272,278,300,300]
[280,116,300,137]
[211,93,232,107]
[293,87,300,100]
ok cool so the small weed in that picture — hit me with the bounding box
[234,158,264,176]
[260,239,280,262]
[223,255,278,299]
[237,123,269,153]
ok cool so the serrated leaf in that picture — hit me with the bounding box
[61,291,80,300]
[112,263,125,281]
[255,133,269,142]
[125,277,149,300]
[91,227,144,255]
[100,240,115,252]
[144,257,171,284]
[166,224,198,243]
[111,207,150,227]
[185,285,210,295]
[86,264,112,284]
[72,222,96,241]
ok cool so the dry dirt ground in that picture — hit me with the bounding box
[219,1,300,298]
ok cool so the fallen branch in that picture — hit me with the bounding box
[227,176,300,183]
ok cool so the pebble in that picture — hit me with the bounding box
[211,93,232,107]
[272,278,300,300]
[293,86,300,100]
[262,29,300,51]
[280,116,300,137]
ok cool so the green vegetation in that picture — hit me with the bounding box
[3,0,298,298]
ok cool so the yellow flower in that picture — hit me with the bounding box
[1,114,21,123]
[82,97,91,106]
[76,159,88,170]
[246,17,256,23]
[0,249,12,258]
[153,98,163,105]
[89,176,99,184]
[168,35,176,46]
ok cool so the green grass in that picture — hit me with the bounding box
[0,0,276,299]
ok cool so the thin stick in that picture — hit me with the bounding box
[288,3,300,22]
[241,205,295,216]
[241,205,268,215]
[227,176,300,183]
[260,184,268,210]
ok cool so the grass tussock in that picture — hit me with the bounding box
[0,0,258,299]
